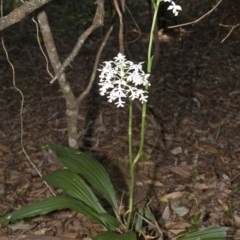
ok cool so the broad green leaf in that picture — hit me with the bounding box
[94,230,137,240]
[53,145,118,212]
[179,225,228,240]
[43,169,106,214]
[0,196,120,230]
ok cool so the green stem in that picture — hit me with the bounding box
[147,0,162,73]
[126,98,133,231]
[126,158,136,231]
[128,98,133,166]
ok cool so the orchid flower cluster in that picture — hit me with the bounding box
[164,0,182,16]
[98,53,150,108]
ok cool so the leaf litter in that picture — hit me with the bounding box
[1,1,240,239]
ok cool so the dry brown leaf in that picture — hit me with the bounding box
[34,228,48,235]
[162,191,183,200]
[170,146,182,155]
[164,134,183,142]
[8,222,32,231]
[144,180,164,187]
[0,183,5,195]
[229,90,240,97]
[161,205,170,221]
[0,144,8,156]
[136,181,143,186]
[193,182,208,189]
[51,210,74,220]
[233,214,240,226]
[169,166,191,178]
[0,144,8,152]
[193,128,210,134]
[95,125,106,133]
[235,229,240,238]
[59,232,78,238]
[218,199,229,212]
[204,146,219,154]
[219,155,230,163]
[169,229,186,235]
[165,221,191,229]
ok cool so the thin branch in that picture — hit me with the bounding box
[124,5,141,44]
[1,37,56,197]
[50,0,105,83]
[113,0,124,54]
[220,23,240,43]
[32,17,53,78]
[77,24,114,104]
[168,0,222,29]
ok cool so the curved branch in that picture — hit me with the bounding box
[0,0,53,31]
[168,0,222,29]
[77,24,114,104]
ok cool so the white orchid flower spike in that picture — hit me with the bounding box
[98,53,150,108]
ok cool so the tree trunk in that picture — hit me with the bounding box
[37,10,79,149]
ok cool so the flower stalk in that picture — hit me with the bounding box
[125,0,162,231]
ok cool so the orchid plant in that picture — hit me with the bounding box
[96,0,181,234]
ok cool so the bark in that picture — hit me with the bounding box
[0,0,52,31]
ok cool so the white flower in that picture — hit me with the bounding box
[164,0,182,16]
[98,53,150,107]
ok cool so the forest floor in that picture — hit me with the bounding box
[1,0,240,239]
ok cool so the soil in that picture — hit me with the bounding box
[1,0,240,239]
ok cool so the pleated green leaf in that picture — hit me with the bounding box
[43,169,106,214]
[0,196,120,230]
[94,230,137,240]
[179,225,228,240]
[53,145,118,212]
